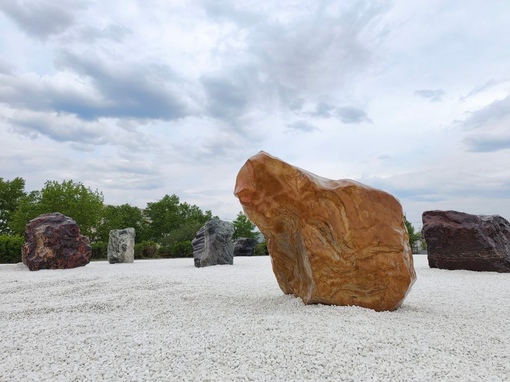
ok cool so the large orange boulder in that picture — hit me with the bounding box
[234,152,416,311]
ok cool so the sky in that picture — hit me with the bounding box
[1,0,510,229]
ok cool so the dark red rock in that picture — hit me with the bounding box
[22,212,91,271]
[422,210,510,272]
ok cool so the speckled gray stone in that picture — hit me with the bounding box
[108,228,135,264]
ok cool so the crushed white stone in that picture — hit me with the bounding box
[1,256,509,381]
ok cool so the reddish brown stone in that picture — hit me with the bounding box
[234,151,416,311]
[22,212,91,271]
[422,210,510,272]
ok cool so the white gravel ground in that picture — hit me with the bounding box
[1,255,509,382]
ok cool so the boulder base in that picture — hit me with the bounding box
[192,218,234,267]
[234,151,416,311]
[108,228,135,264]
[22,212,91,271]
[422,210,510,272]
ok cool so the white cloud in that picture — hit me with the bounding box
[1,0,510,226]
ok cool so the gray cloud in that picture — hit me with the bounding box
[0,0,79,40]
[463,136,510,152]
[69,23,131,44]
[459,79,500,102]
[202,1,389,114]
[286,120,320,133]
[7,111,108,145]
[289,98,305,111]
[414,89,445,102]
[309,102,335,118]
[0,60,13,75]
[0,50,194,122]
[460,93,510,130]
[335,106,371,124]
[200,74,249,122]
[251,2,388,96]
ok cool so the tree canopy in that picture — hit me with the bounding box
[144,194,212,243]
[0,177,26,235]
[95,204,147,243]
[10,180,104,237]
[404,217,420,252]
[232,211,257,239]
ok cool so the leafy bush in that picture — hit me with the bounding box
[0,235,24,263]
[172,241,193,258]
[254,242,268,256]
[90,241,107,260]
[134,241,159,259]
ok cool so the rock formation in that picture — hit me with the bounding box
[22,212,91,271]
[233,238,258,256]
[422,210,510,272]
[193,218,234,267]
[234,151,416,311]
[108,228,135,264]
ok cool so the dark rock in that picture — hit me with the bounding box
[422,210,510,272]
[22,212,91,271]
[233,238,258,256]
[108,228,135,264]
[192,218,234,267]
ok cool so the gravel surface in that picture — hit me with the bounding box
[1,255,509,381]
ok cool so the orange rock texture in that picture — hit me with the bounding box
[234,152,416,311]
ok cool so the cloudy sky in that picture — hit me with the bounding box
[1,0,510,228]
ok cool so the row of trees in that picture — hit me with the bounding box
[0,177,258,262]
[1,177,422,262]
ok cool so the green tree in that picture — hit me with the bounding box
[0,177,26,235]
[144,194,213,243]
[95,204,147,243]
[404,217,420,252]
[232,211,257,239]
[10,180,104,238]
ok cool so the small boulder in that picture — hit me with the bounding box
[193,218,234,267]
[233,238,258,256]
[234,151,416,311]
[422,210,510,272]
[22,212,91,271]
[108,228,135,264]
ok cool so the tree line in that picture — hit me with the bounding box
[0,177,260,263]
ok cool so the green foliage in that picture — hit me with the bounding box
[0,235,24,263]
[143,194,212,257]
[144,194,212,242]
[95,204,147,243]
[159,219,202,255]
[405,217,421,252]
[10,180,104,238]
[90,241,108,260]
[254,241,268,256]
[232,211,257,239]
[159,241,193,258]
[0,177,26,235]
[134,241,160,259]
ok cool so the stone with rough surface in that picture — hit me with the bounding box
[22,212,91,271]
[108,228,135,264]
[192,218,234,267]
[234,151,416,311]
[233,237,258,256]
[422,210,510,272]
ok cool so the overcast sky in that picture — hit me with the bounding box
[1,0,510,228]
